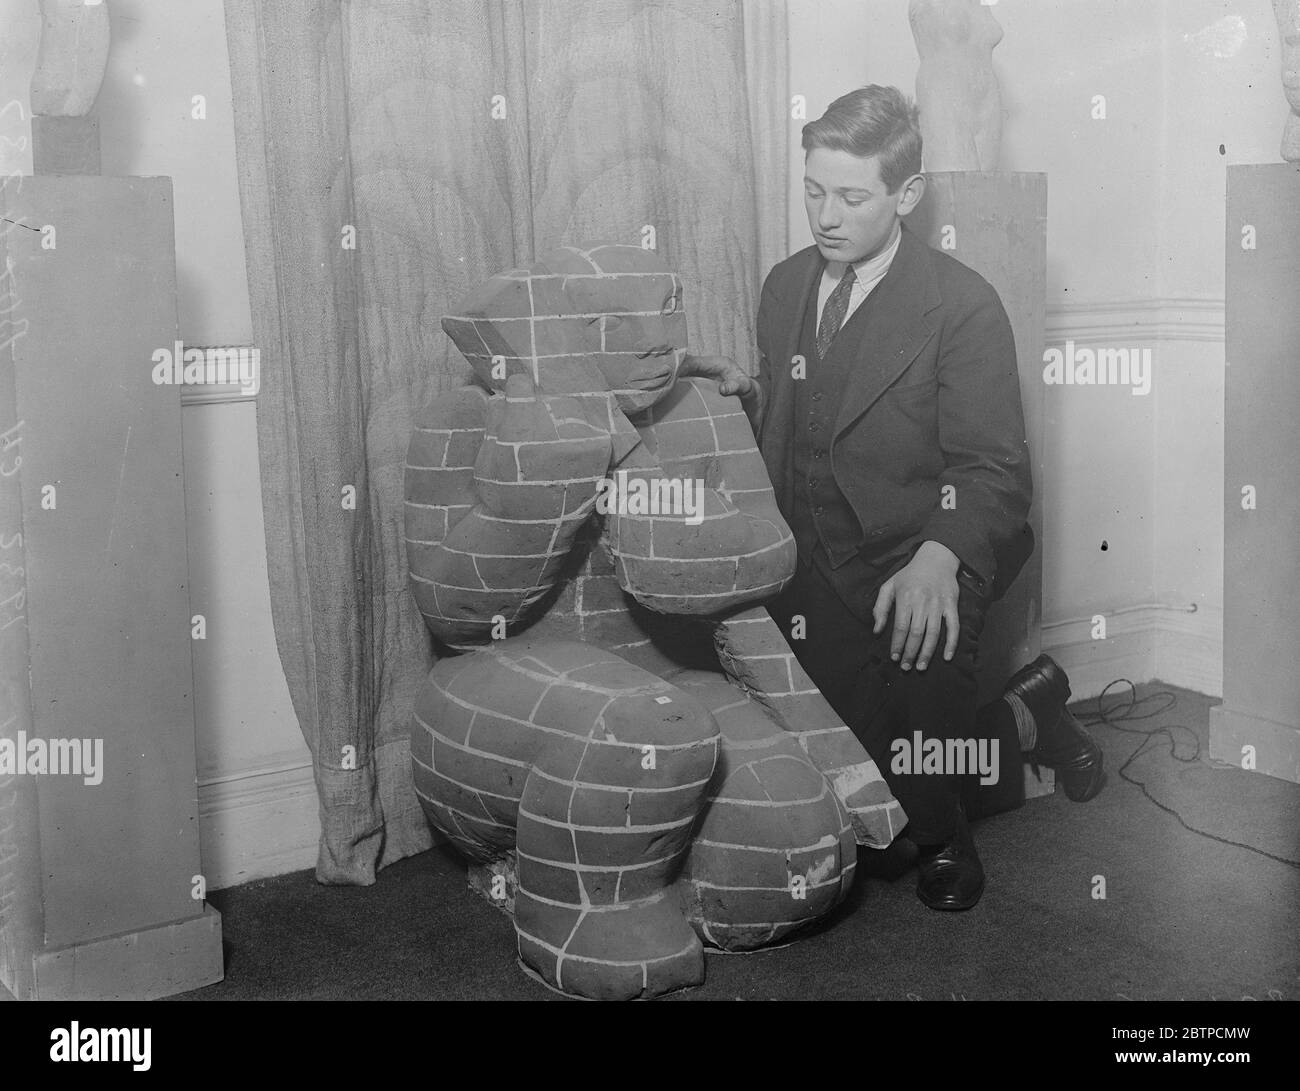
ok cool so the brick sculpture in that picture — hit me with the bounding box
[405,243,904,999]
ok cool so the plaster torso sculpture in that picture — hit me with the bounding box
[1278,0,1300,161]
[29,0,110,117]
[0,0,110,175]
[405,243,904,999]
[909,0,1004,172]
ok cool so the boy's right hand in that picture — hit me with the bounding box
[679,354,756,399]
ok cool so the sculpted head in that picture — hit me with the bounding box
[442,243,687,413]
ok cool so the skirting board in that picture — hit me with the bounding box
[1042,605,1222,703]
[198,759,320,891]
[1208,706,1300,786]
[26,906,223,1001]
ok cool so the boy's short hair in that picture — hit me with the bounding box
[801,85,923,193]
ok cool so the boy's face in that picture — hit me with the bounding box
[803,147,911,265]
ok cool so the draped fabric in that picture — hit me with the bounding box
[223,0,789,885]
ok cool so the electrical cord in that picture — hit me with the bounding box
[1074,679,1300,869]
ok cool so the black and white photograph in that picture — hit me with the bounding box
[0,0,1296,1060]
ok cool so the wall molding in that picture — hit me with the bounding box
[178,344,260,406]
[1045,297,1226,344]
[197,757,319,891]
[1042,603,1223,703]
[182,384,259,407]
[1209,705,1300,785]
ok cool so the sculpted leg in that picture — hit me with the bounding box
[410,637,718,1000]
[715,607,905,847]
[671,671,858,951]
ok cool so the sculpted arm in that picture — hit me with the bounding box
[405,376,611,643]
[606,378,795,616]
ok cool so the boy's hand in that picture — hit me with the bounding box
[679,354,756,399]
[871,540,961,672]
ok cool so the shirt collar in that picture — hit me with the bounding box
[843,221,903,286]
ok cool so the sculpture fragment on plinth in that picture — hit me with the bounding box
[909,0,1004,172]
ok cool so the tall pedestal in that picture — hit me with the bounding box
[0,176,223,999]
[1210,164,1300,784]
[912,172,1054,799]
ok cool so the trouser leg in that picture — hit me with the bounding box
[769,557,1021,845]
[963,696,1026,821]
[853,570,985,844]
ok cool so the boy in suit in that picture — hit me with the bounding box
[686,86,1104,910]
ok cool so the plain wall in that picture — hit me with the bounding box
[79,0,1286,886]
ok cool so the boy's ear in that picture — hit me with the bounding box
[895,172,926,217]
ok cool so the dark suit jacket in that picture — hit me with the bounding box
[752,222,1033,600]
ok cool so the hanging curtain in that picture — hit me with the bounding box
[223,0,789,885]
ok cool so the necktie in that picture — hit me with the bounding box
[816,265,857,359]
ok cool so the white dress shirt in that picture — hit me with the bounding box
[815,223,903,331]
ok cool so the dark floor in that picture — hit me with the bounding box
[174,683,1300,1001]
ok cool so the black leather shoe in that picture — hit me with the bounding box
[1005,655,1105,802]
[1003,653,1072,731]
[1028,707,1106,802]
[915,814,984,911]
